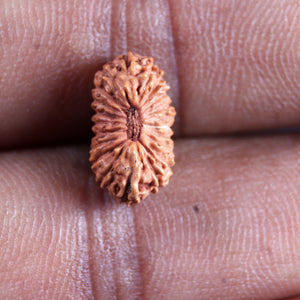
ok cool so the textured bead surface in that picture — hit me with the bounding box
[90,52,176,205]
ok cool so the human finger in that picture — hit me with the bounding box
[1,0,300,148]
[1,136,300,298]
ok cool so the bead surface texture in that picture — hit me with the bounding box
[90,52,176,205]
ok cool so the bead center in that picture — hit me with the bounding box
[127,107,142,141]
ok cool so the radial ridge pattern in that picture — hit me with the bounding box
[90,52,176,205]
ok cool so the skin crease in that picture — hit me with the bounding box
[0,0,300,299]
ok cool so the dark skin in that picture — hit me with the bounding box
[1,0,300,299]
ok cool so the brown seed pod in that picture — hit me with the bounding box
[90,52,176,205]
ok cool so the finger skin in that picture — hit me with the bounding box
[1,137,300,299]
[169,0,300,135]
[2,0,300,147]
